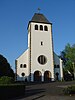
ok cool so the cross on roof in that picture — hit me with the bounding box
[37,8,41,13]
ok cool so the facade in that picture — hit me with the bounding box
[15,13,63,82]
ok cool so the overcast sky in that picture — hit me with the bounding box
[0,0,75,71]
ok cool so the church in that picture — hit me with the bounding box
[15,13,63,82]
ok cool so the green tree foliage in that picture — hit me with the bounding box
[0,54,15,78]
[61,43,75,80]
[60,43,75,80]
[0,76,14,84]
[65,43,75,63]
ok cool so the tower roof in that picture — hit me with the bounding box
[30,13,52,24]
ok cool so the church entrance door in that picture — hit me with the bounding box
[34,71,42,82]
[44,71,51,82]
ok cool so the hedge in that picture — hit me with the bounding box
[0,84,25,99]
[0,76,14,84]
[63,85,75,95]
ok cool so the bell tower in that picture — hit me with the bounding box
[28,13,54,82]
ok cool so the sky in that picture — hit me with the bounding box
[0,0,75,71]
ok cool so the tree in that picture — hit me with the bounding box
[0,76,14,84]
[65,43,75,63]
[0,54,15,78]
[60,43,75,80]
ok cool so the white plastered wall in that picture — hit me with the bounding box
[16,49,29,81]
[30,22,54,81]
[54,53,63,81]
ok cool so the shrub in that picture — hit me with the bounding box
[63,85,75,95]
[0,76,14,84]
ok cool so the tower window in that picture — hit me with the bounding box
[35,25,38,30]
[40,25,43,31]
[44,26,48,31]
[41,41,43,46]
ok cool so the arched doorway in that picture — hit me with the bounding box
[34,71,42,82]
[44,71,51,82]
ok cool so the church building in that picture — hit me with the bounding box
[15,13,63,82]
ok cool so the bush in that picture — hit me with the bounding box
[63,85,75,95]
[0,76,14,84]
[64,71,73,81]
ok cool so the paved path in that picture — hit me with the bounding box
[13,81,75,100]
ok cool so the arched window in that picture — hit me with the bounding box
[54,65,57,68]
[35,25,38,30]
[40,25,43,31]
[20,64,23,68]
[24,64,26,68]
[54,65,60,68]
[44,26,48,31]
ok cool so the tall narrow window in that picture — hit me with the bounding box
[24,64,26,68]
[41,41,43,46]
[20,64,22,68]
[44,26,48,31]
[54,65,56,68]
[35,25,38,30]
[40,25,43,31]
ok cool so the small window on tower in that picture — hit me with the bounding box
[41,41,43,46]
[44,26,48,31]
[40,25,43,31]
[35,25,38,30]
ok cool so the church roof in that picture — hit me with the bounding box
[30,13,52,24]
